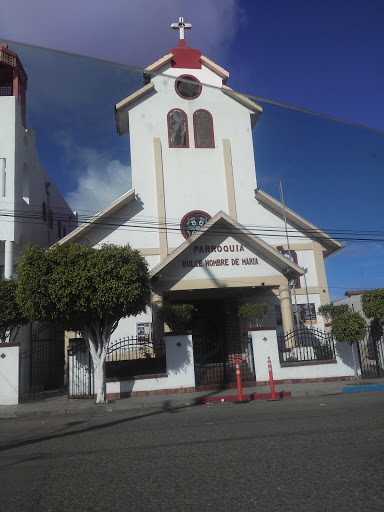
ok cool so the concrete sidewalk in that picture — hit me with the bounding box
[2,379,384,419]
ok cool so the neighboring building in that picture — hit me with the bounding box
[0,44,76,278]
[0,44,77,405]
[60,24,341,342]
[333,290,369,320]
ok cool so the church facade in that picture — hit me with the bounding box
[61,23,352,389]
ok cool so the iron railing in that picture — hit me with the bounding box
[105,337,166,379]
[193,335,255,386]
[277,327,336,364]
[68,337,167,397]
[358,326,384,378]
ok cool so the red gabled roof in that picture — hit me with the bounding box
[144,40,229,84]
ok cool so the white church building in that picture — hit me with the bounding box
[0,43,76,278]
[0,44,77,405]
[62,20,359,396]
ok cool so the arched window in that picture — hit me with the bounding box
[193,110,214,148]
[63,226,67,237]
[58,220,62,238]
[42,201,47,222]
[282,250,301,289]
[168,109,189,148]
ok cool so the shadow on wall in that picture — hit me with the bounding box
[164,335,192,376]
[335,340,359,373]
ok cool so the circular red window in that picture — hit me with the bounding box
[180,210,211,240]
[175,75,202,99]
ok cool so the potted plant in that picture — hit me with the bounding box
[238,303,271,328]
[158,304,197,333]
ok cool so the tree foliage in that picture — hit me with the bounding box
[0,277,28,343]
[317,303,351,321]
[361,288,384,320]
[16,243,150,331]
[331,311,367,382]
[17,243,151,402]
[331,312,367,346]
[238,303,272,327]
[158,304,196,332]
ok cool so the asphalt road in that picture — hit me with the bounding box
[1,392,383,512]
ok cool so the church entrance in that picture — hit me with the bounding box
[189,298,255,387]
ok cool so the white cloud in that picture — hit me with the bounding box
[59,138,131,214]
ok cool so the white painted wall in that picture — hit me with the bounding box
[110,334,195,394]
[0,344,19,405]
[251,329,358,382]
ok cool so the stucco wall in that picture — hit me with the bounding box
[0,344,19,405]
[251,329,358,382]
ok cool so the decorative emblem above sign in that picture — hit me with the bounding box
[180,210,211,240]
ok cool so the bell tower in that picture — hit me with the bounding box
[0,44,28,127]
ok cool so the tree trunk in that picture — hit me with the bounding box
[350,342,359,382]
[84,326,111,404]
[93,356,106,403]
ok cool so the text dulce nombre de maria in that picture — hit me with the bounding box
[182,244,259,268]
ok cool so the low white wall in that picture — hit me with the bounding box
[107,334,195,395]
[251,329,359,381]
[0,344,19,405]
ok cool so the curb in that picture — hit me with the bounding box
[200,391,291,404]
[0,399,202,420]
[342,384,384,393]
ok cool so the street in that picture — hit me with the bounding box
[1,392,383,511]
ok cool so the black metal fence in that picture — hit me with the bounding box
[193,335,255,386]
[19,323,65,402]
[105,337,166,379]
[358,326,384,378]
[68,337,166,398]
[277,327,336,364]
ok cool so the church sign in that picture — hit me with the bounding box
[182,243,258,268]
[162,235,281,281]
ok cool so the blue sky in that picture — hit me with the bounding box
[1,0,383,300]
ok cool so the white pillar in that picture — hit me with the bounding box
[0,158,5,197]
[4,240,14,278]
[279,284,295,347]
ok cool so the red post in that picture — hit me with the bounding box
[235,359,243,401]
[268,357,276,400]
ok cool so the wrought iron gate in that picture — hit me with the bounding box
[358,325,384,378]
[193,335,255,386]
[19,323,65,402]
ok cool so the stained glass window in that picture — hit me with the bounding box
[168,109,189,147]
[194,110,214,148]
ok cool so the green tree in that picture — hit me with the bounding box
[17,243,150,403]
[361,288,384,320]
[238,303,272,327]
[317,303,351,321]
[0,277,28,343]
[331,312,367,381]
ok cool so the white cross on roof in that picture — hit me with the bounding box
[171,17,192,40]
